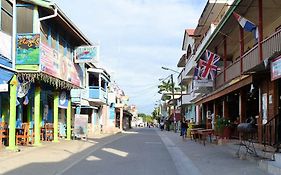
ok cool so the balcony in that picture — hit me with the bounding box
[70,86,108,104]
[89,86,107,104]
[215,29,281,89]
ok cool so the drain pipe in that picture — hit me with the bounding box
[39,6,58,22]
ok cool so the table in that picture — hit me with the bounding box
[190,128,204,141]
[197,129,215,146]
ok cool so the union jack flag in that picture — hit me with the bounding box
[194,50,221,80]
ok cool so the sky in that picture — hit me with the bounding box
[53,0,206,114]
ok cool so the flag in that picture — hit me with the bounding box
[194,50,221,80]
[21,0,54,9]
[233,12,259,41]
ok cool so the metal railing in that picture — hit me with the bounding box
[263,114,281,151]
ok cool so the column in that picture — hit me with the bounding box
[120,107,123,131]
[66,99,71,140]
[7,75,17,150]
[239,91,246,123]
[33,84,41,146]
[53,91,59,142]
[223,98,229,119]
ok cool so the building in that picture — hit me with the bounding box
[179,0,281,147]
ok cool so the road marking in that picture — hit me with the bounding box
[157,131,202,175]
[102,148,128,157]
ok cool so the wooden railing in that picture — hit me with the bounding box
[242,45,259,72]
[262,29,281,60]
[225,59,241,82]
[215,29,281,89]
[215,72,224,88]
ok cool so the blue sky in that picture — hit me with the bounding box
[53,0,206,114]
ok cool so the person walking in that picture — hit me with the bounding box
[180,118,188,140]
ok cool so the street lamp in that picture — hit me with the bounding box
[161,67,182,133]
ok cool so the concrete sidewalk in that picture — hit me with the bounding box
[157,130,270,175]
[0,133,121,175]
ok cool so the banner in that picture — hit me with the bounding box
[16,33,40,65]
[40,43,81,86]
[74,45,99,63]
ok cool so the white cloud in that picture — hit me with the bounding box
[54,0,206,114]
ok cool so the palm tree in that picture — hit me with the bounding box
[158,80,174,94]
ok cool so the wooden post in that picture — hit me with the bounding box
[258,0,263,63]
[7,75,17,150]
[33,84,41,146]
[120,107,123,131]
[240,26,244,74]
[66,99,71,140]
[223,36,227,82]
[53,92,59,142]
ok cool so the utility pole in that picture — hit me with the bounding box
[170,74,177,133]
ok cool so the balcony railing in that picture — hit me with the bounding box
[215,29,281,89]
[71,86,107,104]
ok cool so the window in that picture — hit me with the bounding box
[17,6,33,33]
[40,23,48,45]
[1,0,12,35]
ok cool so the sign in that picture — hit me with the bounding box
[16,33,40,65]
[74,45,99,63]
[194,79,214,87]
[0,84,8,92]
[59,91,68,109]
[40,43,81,86]
[271,56,281,81]
[74,114,88,139]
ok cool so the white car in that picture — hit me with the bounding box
[138,123,144,127]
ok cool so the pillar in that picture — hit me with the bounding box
[66,99,71,140]
[33,84,41,146]
[223,98,229,119]
[239,91,246,123]
[7,75,17,150]
[240,26,244,74]
[120,107,123,131]
[223,36,227,82]
[53,91,59,142]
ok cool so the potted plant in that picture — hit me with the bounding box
[215,116,231,140]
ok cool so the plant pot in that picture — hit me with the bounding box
[223,127,231,139]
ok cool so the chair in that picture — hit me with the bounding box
[45,123,54,141]
[0,122,8,146]
[16,123,30,145]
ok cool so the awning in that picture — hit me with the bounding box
[0,67,14,84]
[195,75,253,105]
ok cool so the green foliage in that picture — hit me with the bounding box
[158,80,174,94]
[215,116,231,134]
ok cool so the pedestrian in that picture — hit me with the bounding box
[180,118,188,139]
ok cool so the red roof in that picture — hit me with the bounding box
[169,113,181,122]
[185,29,195,36]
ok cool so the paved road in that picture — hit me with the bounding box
[61,128,177,175]
[3,128,269,175]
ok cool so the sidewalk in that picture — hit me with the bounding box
[157,130,270,175]
[0,133,119,175]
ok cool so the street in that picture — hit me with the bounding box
[2,128,270,175]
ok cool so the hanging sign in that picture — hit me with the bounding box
[74,45,99,63]
[59,91,68,109]
[16,33,40,65]
[271,56,281,81]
